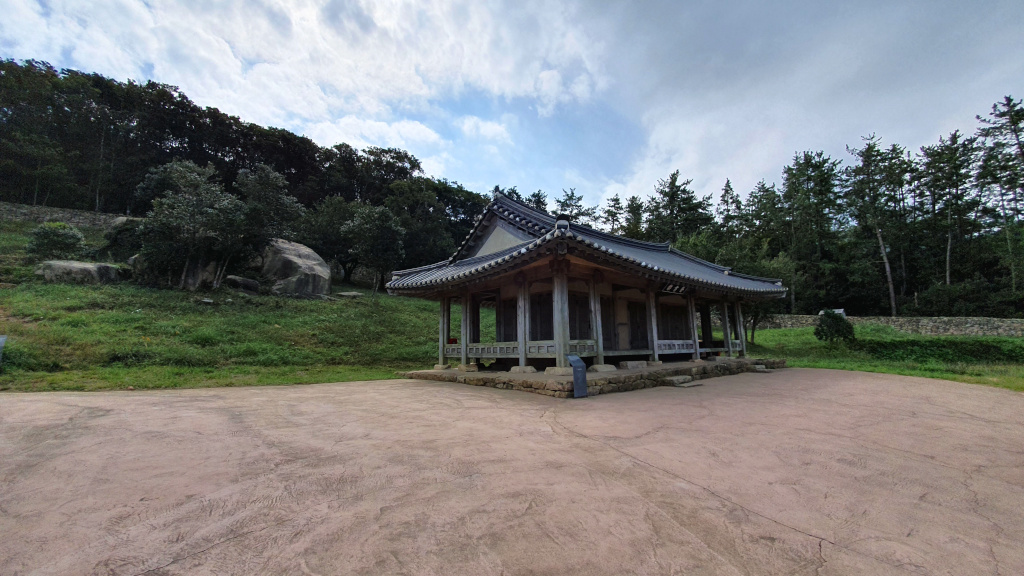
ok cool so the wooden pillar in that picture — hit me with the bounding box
[700,304,713,349]
[438,296,450,365]
[589,276,604,365]
[687,295,701,360]
[722,301,733,357]
[735,302,747,357]
[647,286,659,361]
[495,297,502,342]
[517,278,528,366]
[470,294,482,364]
[552,267,570,367]
[460,291,470,366]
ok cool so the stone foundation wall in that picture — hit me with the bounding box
[405,358,787,398]
[762,314,1024,337]
[0,201,122,229]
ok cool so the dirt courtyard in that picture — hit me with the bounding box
[2,369,1022,575]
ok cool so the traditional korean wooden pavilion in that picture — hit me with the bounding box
[387,192,787,370]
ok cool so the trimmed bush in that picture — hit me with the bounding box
[814,310,855,343]
[26,222,87,260]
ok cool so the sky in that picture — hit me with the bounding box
[3,0,1023,207]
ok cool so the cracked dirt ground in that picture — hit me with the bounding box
[1,369,1022,575]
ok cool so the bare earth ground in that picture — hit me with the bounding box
[1,369,1022,576]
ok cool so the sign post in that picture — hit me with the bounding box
[567,355,587,398]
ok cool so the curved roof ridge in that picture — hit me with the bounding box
[666,246,730,272]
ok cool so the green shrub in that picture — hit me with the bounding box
[854,337,1024,364]
[25,222,87,260]
[814,310,855,344]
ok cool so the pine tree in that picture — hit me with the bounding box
[600,194,625,233]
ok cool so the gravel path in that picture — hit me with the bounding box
[2,369,1022,575]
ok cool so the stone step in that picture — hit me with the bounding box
[664,375,701,388]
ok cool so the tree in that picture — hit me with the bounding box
[214,164,306,287]
[526,190,548,213]
[915,130,979,286]
[716,179,745,237]
[139,161,242,290]
[780,151,842,313]
[844,136,912,317]
[977,95,1024,219]
[976,96,1024,294]
[621,195,646,239]
[342,204,406,295]
[553,188,598,225]
[600,194,625,234]
[300,196,360,281]
[645,170,714,243]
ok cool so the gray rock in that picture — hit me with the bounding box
[588,364,617,373]
[458,363,479,372]
[224,275,260,292]
[106,216,142,233]
[337,291,363,298]
[665,375,700,388]
[35,261,120,284]
[433,364,452,371]
[261,239,331,296]
[509,365,537,374]
[544,366,574,376]
[619,361,648,370]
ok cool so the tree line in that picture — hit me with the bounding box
[2,59,1021,317]
[532,96,1022,319]
[0,59,488,284]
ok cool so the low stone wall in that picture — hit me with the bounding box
[0,201,122,229]
[404,358,787,398]
[762,314,1024,337]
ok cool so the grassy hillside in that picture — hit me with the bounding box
[2,218,1022,392]
[1,220,451,391]
[749,324,1024,391]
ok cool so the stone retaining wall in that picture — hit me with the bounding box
[0,201,122,229]
[405,358,787,398]
[762,314,1024,337]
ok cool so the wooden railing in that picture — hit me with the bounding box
[655,340,695,353]
[444,342,520,358]
[444,340,600,359]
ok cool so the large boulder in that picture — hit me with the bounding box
[261,239,330,296]
[35,260,120,284]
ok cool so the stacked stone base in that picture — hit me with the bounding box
[403,358,787,398]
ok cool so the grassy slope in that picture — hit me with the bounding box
[1,220,454,391]
[1,218,1022,392]
[749,324,1024,392]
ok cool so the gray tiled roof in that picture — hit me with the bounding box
[388,193,786,298]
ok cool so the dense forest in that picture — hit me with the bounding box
[1,59,1021,317]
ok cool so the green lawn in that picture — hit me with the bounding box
[1,218,1022,392]
[749,324,1024,392]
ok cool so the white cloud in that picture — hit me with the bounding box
[304,117,445,150]
[0,0,605,133]
[457,116,512,144]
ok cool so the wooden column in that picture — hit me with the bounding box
[687,295,701,360]
[438,296,450,365]
[470,294,482,364]
[552,266,570,367]
[735,302,747,357]
[647,286,660,361]
[700,304,713,349]
[517,278,528,366]
[460,291,470,366]
[722,301,733,357]
[589,275,604,365]
[495,297,502,342]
